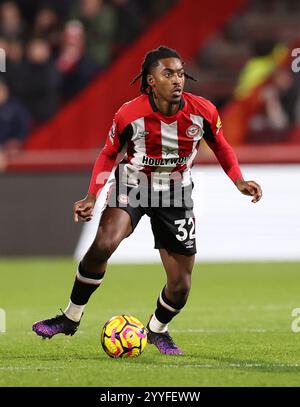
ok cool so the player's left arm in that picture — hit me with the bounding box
[234,179,262,203]
[204,106,262,203]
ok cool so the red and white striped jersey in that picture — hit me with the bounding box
[88,92,242,195]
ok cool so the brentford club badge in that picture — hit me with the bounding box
[186,124,201,138]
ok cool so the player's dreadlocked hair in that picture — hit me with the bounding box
[131,45,196,94]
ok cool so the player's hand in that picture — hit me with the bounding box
[73,193,97,222]
[235,179,262,203]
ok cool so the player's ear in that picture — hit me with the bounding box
[147,74,154,87]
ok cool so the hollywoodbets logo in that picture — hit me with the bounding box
[142,155,189,166]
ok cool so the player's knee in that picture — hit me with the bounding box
[91,237,119,262]
[168,277,191,304]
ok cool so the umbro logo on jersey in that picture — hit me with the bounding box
[186,124,202,138]
[138,130,150,137]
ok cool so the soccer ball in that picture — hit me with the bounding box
[101,315,147,358]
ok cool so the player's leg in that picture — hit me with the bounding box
[63,207,133,321]
[32,207,133,339]
[155,248,195,324]
[147,250,195,355]
[146,201,196,354]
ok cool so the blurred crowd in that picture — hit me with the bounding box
[1,0,299,156]
[186,0,300,145]
[0,0,176,152]
[235,40,300,143]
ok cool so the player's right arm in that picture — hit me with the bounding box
[73,115,126,222]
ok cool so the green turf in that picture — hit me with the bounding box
[0,258,300,387]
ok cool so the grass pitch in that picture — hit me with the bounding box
[0,258,300,387]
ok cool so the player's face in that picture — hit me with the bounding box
[147,58,185,104]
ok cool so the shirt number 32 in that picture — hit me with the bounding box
[174,218,196,241]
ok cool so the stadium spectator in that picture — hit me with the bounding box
[56,20,99,101]
[36,0,73,19]
[111,0,143,52]
[0,1,25,40]
[31,6,61,54]
[0,0,178,130]
[22,38,60,123]
[248,68,300,142]
[69,0,117,68]
[145,0,179,19]
[0,77,30,153]
[5,38,27,102]
[235,40,288,99]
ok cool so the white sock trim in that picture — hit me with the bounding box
[149,314,168,333]
[159,290,180,314]
[76,270,103,286]
[64,300,85,322]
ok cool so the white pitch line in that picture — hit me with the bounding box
[0,366,67,371]
[187,304,294,311]
[172,328,267,333]
[186,363,300,369]
[146,363,300,369]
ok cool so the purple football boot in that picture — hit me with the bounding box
[146,324,184,355]
[32,310,80,339]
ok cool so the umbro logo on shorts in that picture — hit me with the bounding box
[185,240,194,248]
